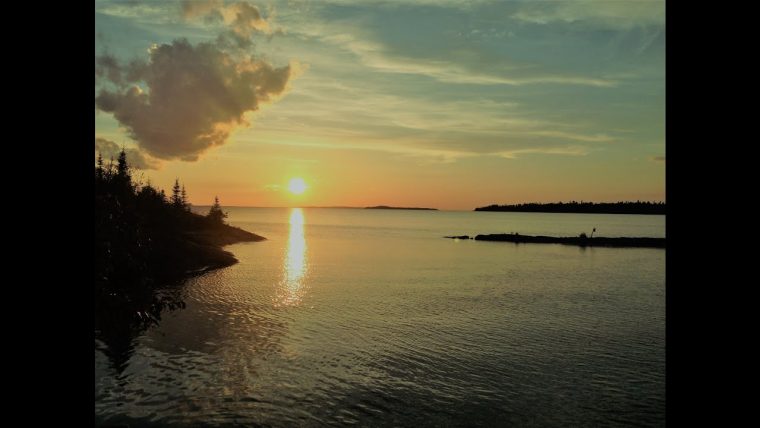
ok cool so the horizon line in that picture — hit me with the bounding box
[188,200,666,211]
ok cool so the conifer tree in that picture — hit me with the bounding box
[96,152,104,181]
[207,196,227,225]
[171,179,182,208]
[107,156,115,179]
[117,149,128,179]
[181,185,189,211]
[112,149,132,195]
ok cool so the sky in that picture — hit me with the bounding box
[95,0,665,210]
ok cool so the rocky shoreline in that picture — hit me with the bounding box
[445,233,665,248]
[178,224,267,274]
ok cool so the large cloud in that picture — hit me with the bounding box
[95,38,294,161]
[95,137,160,170]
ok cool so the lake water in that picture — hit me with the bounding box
[95,208,666,427]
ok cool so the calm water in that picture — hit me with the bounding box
[95,208,666,427]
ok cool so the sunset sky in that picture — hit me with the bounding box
[95,0,665,210]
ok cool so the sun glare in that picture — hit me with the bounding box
[288,177,307,195]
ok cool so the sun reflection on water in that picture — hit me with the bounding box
[278,208,308,306]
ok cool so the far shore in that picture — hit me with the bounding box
[365,205,438,210]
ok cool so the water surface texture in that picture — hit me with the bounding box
[95,208,665,426]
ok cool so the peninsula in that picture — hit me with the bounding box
[95,150,266,304]
[474,201,665,215]
[95,150,269,364]
[445,233,665,249]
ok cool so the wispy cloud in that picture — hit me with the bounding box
[513,0,665,29]
[96,1,176,23]
[524,130,615,143]
[181,0,277,43]
[496,145,590,159]
[311,30,617,87]
[250,78,620,160]
[251,135,591,164]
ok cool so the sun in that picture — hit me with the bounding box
[287,177,308,195]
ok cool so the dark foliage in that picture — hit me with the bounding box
[95,151,223,296]
[207,196,228,225]
[95,148,263,371]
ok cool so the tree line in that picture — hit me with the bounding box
[95,149,230,337]
[96,148,268,371]
[95,148,231,285]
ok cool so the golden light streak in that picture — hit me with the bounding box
[277,208,308,306]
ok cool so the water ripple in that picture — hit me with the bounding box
[96,209,664,427]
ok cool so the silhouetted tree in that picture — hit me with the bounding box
[207,196,227,225]
[181,185,190,211]
[96,152,104,180]
[114,149,130,188]
[105,156,115,180]
[117,149,128,177]
[171,179,182,209]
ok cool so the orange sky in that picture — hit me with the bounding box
[95,0,665,211]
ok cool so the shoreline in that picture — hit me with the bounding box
[445,233,665,248]
[365,205,438,210]
[177,224,267,275]
[95,223,266,346]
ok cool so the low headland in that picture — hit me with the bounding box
[445,233,665,248]
[95,150,265,339]
[365,205,438,210]
[170,221,266,275]
[474,201,665,215]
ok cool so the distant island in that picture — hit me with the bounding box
[474,201,665,215]
[365,205,438,210]
[304,206,363,209]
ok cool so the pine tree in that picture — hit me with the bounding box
[171,179,182,208]
[112,149,132,195]
[107,156,115,179]
[207,196,227,225]
[116,149,129,179]
[96,152,104,181]
[181,185,190,211]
